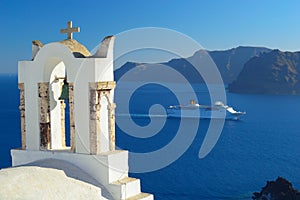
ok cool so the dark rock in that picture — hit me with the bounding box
[252,177,300,200]
[209,46,270,84]
[229,50,300,95]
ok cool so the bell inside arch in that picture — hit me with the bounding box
[59,80,69,101]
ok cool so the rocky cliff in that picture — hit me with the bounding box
[229,50,300,95]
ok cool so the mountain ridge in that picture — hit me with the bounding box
[114,46,271,84]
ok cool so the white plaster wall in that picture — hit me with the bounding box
[95,58,115,103]
[94,59,114,82]
[72,59,95,154]
[24,79,40,150]
[11,149,129,184]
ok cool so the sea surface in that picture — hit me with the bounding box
[1,75,300,200]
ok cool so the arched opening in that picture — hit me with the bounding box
[48,61,70,150]
[99,94,110,152]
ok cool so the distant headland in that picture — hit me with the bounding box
[229,49,300,95]
[115,46,300,95]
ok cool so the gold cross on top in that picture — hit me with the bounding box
[60,21,80,40]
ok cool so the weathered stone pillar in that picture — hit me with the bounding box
[89,81,116,154]
[69,83,76,152]
[38,83,51,150]
[18,83,26,150]
[60,100,66,148]
[108,102,116,151]
[89,83,100,154]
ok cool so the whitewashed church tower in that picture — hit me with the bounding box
[11,21,153,200]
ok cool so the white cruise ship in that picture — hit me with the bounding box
[167,100,246,120]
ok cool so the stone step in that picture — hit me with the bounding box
[109,177,141,199]
[126,193,154,200]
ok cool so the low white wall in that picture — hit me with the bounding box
[11,149,128,184]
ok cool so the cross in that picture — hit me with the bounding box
[60,21,80,40]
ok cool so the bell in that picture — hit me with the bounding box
[59,81,69,101]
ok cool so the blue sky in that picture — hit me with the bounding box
[0,0,300,73]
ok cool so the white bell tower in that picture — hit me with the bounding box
[11,21,153,200]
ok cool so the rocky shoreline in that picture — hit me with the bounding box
[253,177,300,200]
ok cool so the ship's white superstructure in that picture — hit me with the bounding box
[167,100,246,120]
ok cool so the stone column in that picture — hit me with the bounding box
[69,83,76,152]
[89,83,100,154]
[60,100,66,148]
[89,81,116,154]
[38,83,51,150]
[108,102,116,151]
[18,83,26,150]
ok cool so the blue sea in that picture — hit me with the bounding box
[1,75,300,200]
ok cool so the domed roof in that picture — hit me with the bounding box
[59,39,91,57]
[0,166,103,199]
[0,159,113,199]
